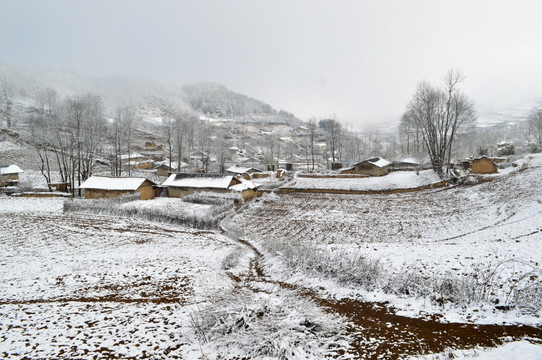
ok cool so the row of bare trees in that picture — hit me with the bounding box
[29,89,107,194]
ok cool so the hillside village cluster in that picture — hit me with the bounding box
[0,133,504,201]
[0,114,509,201]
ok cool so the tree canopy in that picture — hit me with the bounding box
[400,70,476,177]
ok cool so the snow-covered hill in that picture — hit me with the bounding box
[0,63,294,124]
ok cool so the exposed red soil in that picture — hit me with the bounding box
[235,238,542,359]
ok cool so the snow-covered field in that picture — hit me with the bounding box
[0,198,236,358]
[288,169,442,191]
[0,197,348,359]
[2,154,542,358]
[229,155,542,326]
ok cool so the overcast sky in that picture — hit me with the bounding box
[1,0,542,127]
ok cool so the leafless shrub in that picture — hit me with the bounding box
[190,289,350,359]
[262,238,383,290]
[63,195,230,229]
[183,191,242,206]
[260,234,542,313]
[386,259,542,313]
[221,246,245,270]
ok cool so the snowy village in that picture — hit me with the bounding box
[2,2,542,360]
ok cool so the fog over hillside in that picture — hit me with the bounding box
[0,63,288,122]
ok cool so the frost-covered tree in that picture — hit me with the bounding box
[529,107,542,146]
[64,94,106,194]
[161,116,175,169]
[301,118,318,170]
[401,70,476,177]
[28,88,60,189]
[319,116,342,164]
[0,78,13,128]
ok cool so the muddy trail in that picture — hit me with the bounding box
[234,238,542,359]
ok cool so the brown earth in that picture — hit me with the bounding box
[234,238,542,359]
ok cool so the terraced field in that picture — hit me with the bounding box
[228,155,542,328]
[0,199,240,359]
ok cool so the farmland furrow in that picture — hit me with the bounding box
[228,164,542,358]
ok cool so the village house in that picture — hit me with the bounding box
[0,164,23,186]
[343,157,391,176]
[162,173,259,200]
[392,156,420,170]
[155,161,189,177]
[226,165,264,180]
[80,176,157,200]
[470,156,498,174]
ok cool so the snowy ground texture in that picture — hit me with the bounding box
[2,155,542,359]
[0,197,349,359]
[226,154,542,357]
[287,169,442,191]
[232,155,542,323]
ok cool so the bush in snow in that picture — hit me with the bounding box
[190,289,351,359]
[259,234,542,314]
[262,237,383,290]
[182,191,243,206]
[221,245,246,271]
[63,195,230,230]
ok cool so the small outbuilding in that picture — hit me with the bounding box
[163,173,259,200]
[0,164,23,186]
[471,157,498,174]
[346,157,391,176]
[80,176,157,200]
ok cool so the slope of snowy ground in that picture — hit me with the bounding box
[0,197,349,359]
[228,154,542,326]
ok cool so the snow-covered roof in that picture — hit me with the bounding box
[229,177,258,192]
[394,156,420,165]
[355,157,391,168]
[226,165,263,174]
[80,176,155,190]
[120,153,143,160]
[0,164,23,175]
[156,161,188,170]
[162,174,235,189]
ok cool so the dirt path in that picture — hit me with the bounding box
[234,238,542,359]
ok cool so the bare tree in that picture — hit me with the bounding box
[259,134,278,170]
[64,94,106,195]
[110,106,135,176]
[307,118,317,170]
[174,114,189,172]
[28,88,60,189]
[319,116,342,166]
[529,107,542,146]
[399,112,423,156]
[342,132,365,166]
[213,132,228,174]
[402,70,476,177]
[0,78,13,128]
[161,116,175,169]
[196,122,212,173]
